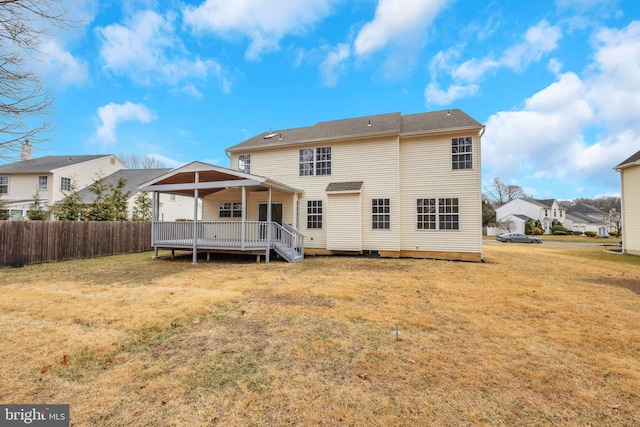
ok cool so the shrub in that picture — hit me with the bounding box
[533,227,543,235]
[584,231,597,237]
[609,231,621,237]
[552,224,567,233]
[553,230,568,235]
[572,230,583,236]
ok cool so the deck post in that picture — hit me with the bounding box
[266,187,272,263]
[241,186,246,250]
[152,191,159,258]
[192,172,199,264]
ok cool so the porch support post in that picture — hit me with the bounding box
[192,172,199,264]
[266,187,272,263]
[241,186,246,251]
[152,191,159,258]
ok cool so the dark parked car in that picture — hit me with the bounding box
[496,233,542,244]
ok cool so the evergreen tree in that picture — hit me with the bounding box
[85,175,111,221]
[132,191,152,221]
[27,189,49,220]
[0,197,8,220]
[52,179,85,220]
[108,177,131,221]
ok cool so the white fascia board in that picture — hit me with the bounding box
[141,179,262,192]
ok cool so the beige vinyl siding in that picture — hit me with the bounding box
[230,135,400,251]
[399,133,482,255]
[202,188,293,225]
[622,165,640,255]
[327,193,362,251]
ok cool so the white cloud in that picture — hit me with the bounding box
[354,0,448,56]
[97,10,229,92]
[33,40,90,88]
[183,0,337,61]
[96,102,157,144]
[424,82,479,105]
[483,21,640,191]
[428,20,562,105]
[586,21,640,131]
[319,43,350,87]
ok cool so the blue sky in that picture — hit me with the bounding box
[22,0,640,200]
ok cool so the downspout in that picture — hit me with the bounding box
[192,172,199,264]
[618,168,625,254]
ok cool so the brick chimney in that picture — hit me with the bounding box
[21,140,32,161]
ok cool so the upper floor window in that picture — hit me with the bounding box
[299,147,331,176]
[61,177,71,192]
[219,202,242,218]
[452,137,473,170]
[417,198,459,230]
[0,176,8,194]
[238,154,251,173]
[307,200,323,229]
[38,176,48,190]
[372,198,390,230]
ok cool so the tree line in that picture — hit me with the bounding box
[14,175,152,221]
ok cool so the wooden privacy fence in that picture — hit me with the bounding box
[0,221,152,267]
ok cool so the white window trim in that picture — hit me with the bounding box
[371,198,391,230]
[451,137,473,170]
[299,146,332,176]
[238,154,251,174]
[60,177,71,192]
[0,175,8,194]
[38,175,48,190]
[306,200,323,229]
[416,197,460,231]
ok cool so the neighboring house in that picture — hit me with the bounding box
[74,169,200,221]
[491,214,530,235]
[565,204,610,236]
[495,198,566,234]
[141,109,485,263]
[0,145,124,220]
[615,149,640,255]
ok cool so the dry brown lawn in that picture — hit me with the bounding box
[1,244,639,426]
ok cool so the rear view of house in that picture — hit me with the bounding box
[142,109,485,262]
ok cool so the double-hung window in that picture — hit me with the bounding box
[38,176,48,190]
[372,198,390,230]
[452,137,473,170]
[238,154,251,173]
[219,202,242,218]
[417,198,459,230]
[0,176,8,194]
[307,200,323,229]
[60,177,71,192]
[299,147,331,176]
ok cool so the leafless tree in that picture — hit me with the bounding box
[484,177,526,207]
[118,153,166,169]
[0,0,73,161]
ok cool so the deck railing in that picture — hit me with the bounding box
[153,221,271,249]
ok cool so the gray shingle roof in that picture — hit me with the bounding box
[529,198,556,208]
[615,149,640,169]
[75,169,171,203]
[0,155,114,173]
[567,203,605,215]
[226,109,482,152]
[326,181,364,192]
[566,212,602,224]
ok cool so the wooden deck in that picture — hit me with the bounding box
[152,221,304,262]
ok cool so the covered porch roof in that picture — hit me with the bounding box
[138,161,303,197]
